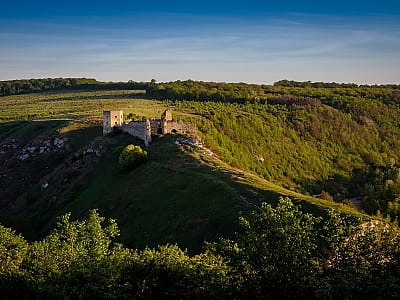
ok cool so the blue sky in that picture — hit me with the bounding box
[1,1,400,84]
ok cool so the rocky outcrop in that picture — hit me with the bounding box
[16,137,68,161]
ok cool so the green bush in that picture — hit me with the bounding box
[1,200,400,299]
[117,144,148,173]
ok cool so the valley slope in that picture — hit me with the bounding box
[1,84,398,252]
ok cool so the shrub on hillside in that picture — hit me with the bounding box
[320,190,334,202]
[117,144,148,173]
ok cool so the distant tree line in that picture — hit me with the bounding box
[146,79,265,103]
[146,80,400,108]
[274,79,400,89]
[2,78,399,106]
[0,78,148,97]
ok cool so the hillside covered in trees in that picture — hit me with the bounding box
[1,78,400,298]
[145,80,400,218]
[1,78,400,218]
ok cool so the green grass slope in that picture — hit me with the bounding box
[56,134,249,252]
[49,133,363,253]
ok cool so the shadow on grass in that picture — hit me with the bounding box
[0,121,103,240]
[0,120,69,141]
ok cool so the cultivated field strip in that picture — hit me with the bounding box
[0,90,164,122]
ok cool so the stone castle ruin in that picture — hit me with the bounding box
[103,110,196,146]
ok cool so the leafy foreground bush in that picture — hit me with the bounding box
[0,211,230,300]
[117,144,148,173]
[0,198,399,299]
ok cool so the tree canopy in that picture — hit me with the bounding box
[1,198,399,299]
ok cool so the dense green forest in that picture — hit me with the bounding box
[146,79,400,219]
[172,100,400,218]
[1,198,399,299]
[274,79,400,89]
[146,79,400,104]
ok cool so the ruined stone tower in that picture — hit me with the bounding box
[162,109,172,121]
[103,110,123,135]
[161,109,172,134]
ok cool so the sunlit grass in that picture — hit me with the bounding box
[0,90,166,122]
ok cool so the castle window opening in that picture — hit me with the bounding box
[171,129,177,134]
[157,128,162,134]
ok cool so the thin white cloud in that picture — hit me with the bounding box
[0,14,399,83]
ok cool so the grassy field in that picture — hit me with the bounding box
[0,90,163,122]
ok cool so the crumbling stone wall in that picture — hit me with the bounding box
[121,120,151,146]
[163,120,196,135]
